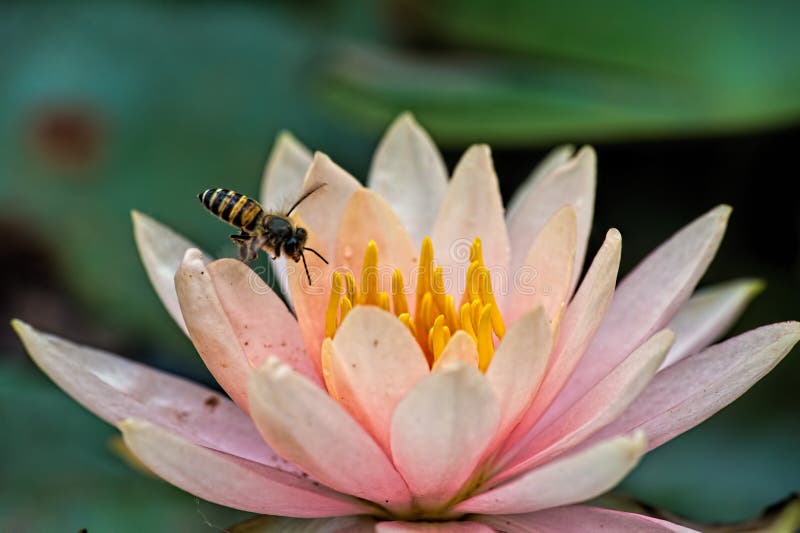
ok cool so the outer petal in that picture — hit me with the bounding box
[504,229,621,449]
[432,331,479,371]
[121,419,372,517]
[485,307,552,445]
[473,506,697,533]
[174,250,255,410]
[13,321,282,467]
[390,363,500,510]
[288,153,362,368]
[499,330,673,481]
[208,258,320,385]
[589,322,800,450]
[248,357,412,511]
[335,189,418,311]
[132,211,211,335]
[376,522,492,532]
[506,206,577,324]
[432,145,510,292]
[506,146,595,297]
[454,432,646,515]
[506,144,575,219]
[662,278,763,369]
[259,132,313,302]
[368,112,448,245]
[329,307,429,452]
[548,205,730,424]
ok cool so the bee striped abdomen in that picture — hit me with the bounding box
[199,188,262,231]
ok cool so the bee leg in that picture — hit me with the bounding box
[230,234,257,262]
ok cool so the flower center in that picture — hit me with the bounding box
[325,237,506,370]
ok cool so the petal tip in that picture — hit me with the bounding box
[606,228,622,242]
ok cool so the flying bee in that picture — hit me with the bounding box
[198,183,328,284]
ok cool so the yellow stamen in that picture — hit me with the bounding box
[324,236,506,371]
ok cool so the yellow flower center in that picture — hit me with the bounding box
[325,237,506,371]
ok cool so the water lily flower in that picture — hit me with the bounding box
[15,113,799,532]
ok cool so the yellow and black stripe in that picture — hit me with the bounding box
[199,188,263,231]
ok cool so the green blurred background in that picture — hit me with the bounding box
[1,1,799,531]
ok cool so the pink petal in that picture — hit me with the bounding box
[335,189,418,311]
[589,321,800,451]
[376,522,492,532]
[454,432,646,515]
[485,307,552,446]
[390,363,500,510]
[506,144,575,219]
[13,320,282,467]
[121,419,372,517]
[498,330,673,481]
[174,250,253,411]
[368,112,448,245]
[248,357,412,511]
[132,211,211,335]
[506,146,595,297]
[432,331,479,371]
[258,132,313,303]
[473,506,697,533]
[548,205,730,425]
[288,153,362,369]
[329,307,429,452]
[206,258,319,386]
[503,229,621,451]
[432,145,510,293]
[662,278,763,369]
[506,206,577,324]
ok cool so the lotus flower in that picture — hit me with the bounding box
[15,113,799,532]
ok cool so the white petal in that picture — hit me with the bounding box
[368,112,448,245]
[454,432,646,515]
[132,211,211,335]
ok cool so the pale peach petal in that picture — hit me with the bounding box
[474,506,697,533]
[506,206,577,324]
[288,153,362,370]
[329,307,429,452]
[368,112,448,245]
[662,278,763,369]
[390,363,500,510]
[232,516,377,532]
[120,419,373,517]
[259,131,313,303]
[207,258,320,385]
[454,432,646,515]
[432,145,510,293]
[248,357,412,511]
[13,320,282,467]
[335,189,418,309]
[589,322,800,451]
[506,146,595,297]
[549,205,730,424]
[132,211,211,335]
[432,331,479,371]
[174,249,252,411]
[376,522,492,532]
[485,307,552,445]
[498,330,673,481]
[503,229,621,450]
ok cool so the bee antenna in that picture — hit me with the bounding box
[303,247,329,264]
[300,251,312,285]
[286,183,327,216]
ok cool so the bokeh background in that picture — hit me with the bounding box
[2,1,799,531]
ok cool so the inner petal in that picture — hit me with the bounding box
[325,237,507,371]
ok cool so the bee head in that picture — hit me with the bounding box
[283,227,308,262]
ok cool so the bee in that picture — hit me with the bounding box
[198,183,328,284]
